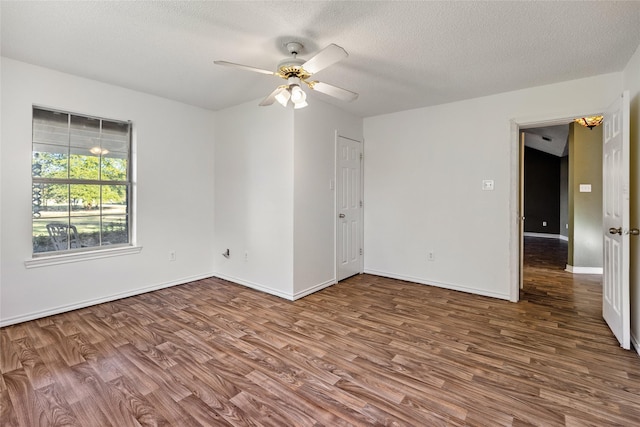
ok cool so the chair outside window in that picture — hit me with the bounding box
[46,223,85,251]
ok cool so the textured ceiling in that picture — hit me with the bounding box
[2,1,640,117]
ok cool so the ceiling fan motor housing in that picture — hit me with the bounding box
[276,57,309,79]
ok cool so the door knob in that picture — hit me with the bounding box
[609,227,622,235]
[629,228,639,236]
[339,213,345,218]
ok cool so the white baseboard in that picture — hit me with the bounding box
[211,273,337,301]
[212,272,294,300]
[565,265,603,275]
[363,269,510,301]
[1,273,339,327]
[524,232,568,241]
[0,272,215,327]
[292,279,336,300]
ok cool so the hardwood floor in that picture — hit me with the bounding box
[2,239,639,426]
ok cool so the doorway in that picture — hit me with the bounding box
[520,123,570,248]
[519,123,575,302]
[510,113,604,301]
[511,98,632,350]
[520,121,605,283]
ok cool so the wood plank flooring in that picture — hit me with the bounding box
[2,237,639,426]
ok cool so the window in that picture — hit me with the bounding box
[32,107,132,255]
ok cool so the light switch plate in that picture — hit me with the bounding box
[579,184,592,193]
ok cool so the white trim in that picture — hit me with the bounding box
[25,245,143,268]
[631,331,640,356]
[0,272,213,327]
[212,273,294,301]
[364,269,511,301]
[203,274,335,301]
[335,134,362,143]
[565,264,603,274]
[524,232,569,241]
[292,279,336,300]
[334,130,338,284]
[360,137,365,276]
[509,120,521,302]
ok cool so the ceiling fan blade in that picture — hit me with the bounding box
[259,86,288,106]
[302,44,348,74]
[214,60,277,76]
[309,81,358,102]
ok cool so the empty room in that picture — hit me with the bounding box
[1,1,640,426]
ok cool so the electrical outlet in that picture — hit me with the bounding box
[244,251,249,261]
[169,251,176,261]
[428,251,435,261]
[542,221,547,227]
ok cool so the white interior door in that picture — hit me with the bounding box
[336,135,362,281]
[602,91,630,350]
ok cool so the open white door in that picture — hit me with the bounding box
[602,91,631,349]
[336,135,363,281]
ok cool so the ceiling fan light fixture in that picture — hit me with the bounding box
[290,85,306,103]
[275,88,290,107]
[293,99,308,109]
[574,115,603,130]
[216,42,357,109]
[291,85,308,109]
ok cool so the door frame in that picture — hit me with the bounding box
[334,131,364,283]
[509,110,604,301]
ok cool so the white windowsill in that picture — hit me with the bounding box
[25,245,143,269]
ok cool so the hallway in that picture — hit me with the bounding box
[521,236,602,318]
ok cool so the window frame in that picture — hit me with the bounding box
[31,105,134,257]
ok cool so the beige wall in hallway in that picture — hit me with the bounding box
[567,123,603,269]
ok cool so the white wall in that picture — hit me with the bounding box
[363,72,622,300]
[623,42,640,352]
[293,99,363,297]
[0,58,216,326]
[213,100,295,298]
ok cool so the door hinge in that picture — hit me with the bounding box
[360,152,363,160]
[359,200,363,208]
[360,248,363,256]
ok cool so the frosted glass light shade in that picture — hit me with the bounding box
[290,85,306,103]
[275,89,290,107]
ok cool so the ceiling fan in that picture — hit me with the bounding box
[214,42,358,109]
